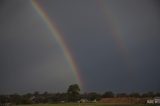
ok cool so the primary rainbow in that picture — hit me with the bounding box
[31,0,83,89]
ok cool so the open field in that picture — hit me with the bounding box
[18,103,158,106]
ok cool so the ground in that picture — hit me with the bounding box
[18,103,157,106]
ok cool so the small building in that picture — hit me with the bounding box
[146,97,160,104]
[79,99,88,103]
[30,96,40,103]
[147,99,154,104]
[154,97,160,104]
[92,99,97,103]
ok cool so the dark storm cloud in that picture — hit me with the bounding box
[0,0,160,94]
[39,0,160,92]
[0,0,77,94]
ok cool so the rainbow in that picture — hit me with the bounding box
[97,0,132,72]
[31,0,83,90]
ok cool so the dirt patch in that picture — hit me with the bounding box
[99,97,147,104]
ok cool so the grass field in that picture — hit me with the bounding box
[18,103,158,106]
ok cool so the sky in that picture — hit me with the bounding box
[0,0,160,94]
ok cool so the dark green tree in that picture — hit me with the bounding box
[33,91,39,97]
[142,91,154,98]
[102,91,114,98]
[9,93,22,105]
[116,93,128,97]
[129,92,141,98]
[67,84,80,102]
[0,95,9,105]
[87,92,101,101]
[155,92,160,97]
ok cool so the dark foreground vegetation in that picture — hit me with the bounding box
[0,84,160,105]
[18,103,158,106]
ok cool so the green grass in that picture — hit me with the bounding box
[18,103,157,106]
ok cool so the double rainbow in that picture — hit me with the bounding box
[31,0,133,91]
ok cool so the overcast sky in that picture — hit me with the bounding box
[0,0,160,94]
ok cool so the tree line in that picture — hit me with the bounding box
[0,84,160,105]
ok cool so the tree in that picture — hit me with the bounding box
[10,93,22,105]
[33,91,39,97]
[0,95,9,105]
[155,92,160,97]
[67,84,80,102]
[141,91,154,98]
[116,93,128,97]
[87,92,101,101]
[102,91,114,98]
[129,92,140,98]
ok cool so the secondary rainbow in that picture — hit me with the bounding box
[31,0,83,89]
[97,0,132,72]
